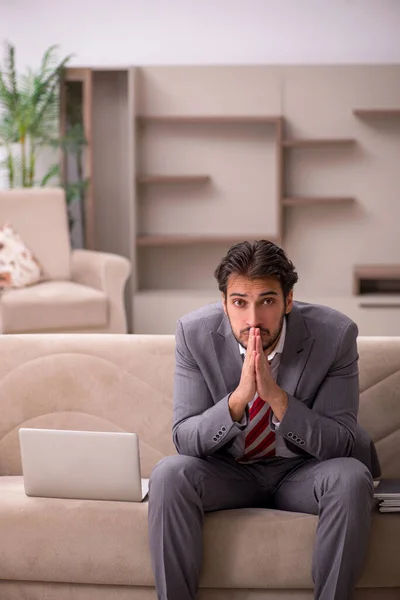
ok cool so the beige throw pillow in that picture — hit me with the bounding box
[0,224,42,289]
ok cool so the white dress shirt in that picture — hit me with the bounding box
[239,317,287,427]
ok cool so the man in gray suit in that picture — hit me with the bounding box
[148,240,380,600]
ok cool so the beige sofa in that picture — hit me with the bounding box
[0,188,131,333]
[0,334,398,600]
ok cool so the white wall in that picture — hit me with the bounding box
[0,0,400,69]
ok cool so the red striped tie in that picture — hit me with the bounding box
[239,396,276,462]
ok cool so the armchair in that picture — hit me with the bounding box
[0,188,131,333]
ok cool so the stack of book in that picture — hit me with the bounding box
[374,479,400,512]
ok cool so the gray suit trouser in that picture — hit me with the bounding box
[148,453,374,600]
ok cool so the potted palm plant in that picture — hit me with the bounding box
[0,43,90,245]
[0,42,71,188]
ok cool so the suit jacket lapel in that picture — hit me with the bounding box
[211,312,243,395]
[277,303,314,398]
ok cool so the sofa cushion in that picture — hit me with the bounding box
[0,281,108,333]
[0,477,398,589]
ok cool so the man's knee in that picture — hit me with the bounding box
[319,457,374,501]
[149,454,201,498]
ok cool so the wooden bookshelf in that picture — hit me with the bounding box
[137,175,211,185]
[137,115,281,124]
[136,235,277,247]
[282,138,355,148]
[62,64,400,335]
[282,196,355,206]
[353,109,400,118]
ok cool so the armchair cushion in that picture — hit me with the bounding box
[0,281,108,333]
[0,188,71,281]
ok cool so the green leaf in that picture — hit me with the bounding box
[40,162,60,186]
[0,42,18,112]
[10,154,23,187]
[0,151,15,187]
[50,122,87,153]
[0,115,18,144]
[64,179,89,204]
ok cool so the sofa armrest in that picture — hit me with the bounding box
[71,249,131,333]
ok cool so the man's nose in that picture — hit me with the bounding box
[246,307,262,328]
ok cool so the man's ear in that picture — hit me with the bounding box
[222,293,227,315]
[285,290,294,314]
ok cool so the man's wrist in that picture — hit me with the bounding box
[228,391,248,422]
[269,389,288,422]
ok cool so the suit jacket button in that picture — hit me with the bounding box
[221,426,226,432]
[287,432,294,439]
[213,436,218,442]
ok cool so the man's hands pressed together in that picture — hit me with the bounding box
[228,327,288,423]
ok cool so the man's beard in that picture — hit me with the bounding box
[227,310,286,353]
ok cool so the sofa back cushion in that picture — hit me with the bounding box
[358,337,400,478]
[0,334,176,478]
[0,334,398,478]
[0,188,71,281]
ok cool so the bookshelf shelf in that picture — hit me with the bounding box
[282,196,355,207]
[137,175,211,185]
[137,115,281,124]
[282,138,355,148]
[353,109,400,118]
[354,265,400,280]
[136,235,277,247]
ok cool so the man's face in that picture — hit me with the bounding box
[222,274,293,353]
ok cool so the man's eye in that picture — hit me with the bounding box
[233,300,245,307]
[264,298,275,305]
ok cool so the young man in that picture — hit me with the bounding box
[148,240,380,600]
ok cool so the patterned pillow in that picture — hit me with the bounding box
[0,224,42,289]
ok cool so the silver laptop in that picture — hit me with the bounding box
[19,428,149,502]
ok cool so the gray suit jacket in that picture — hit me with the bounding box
[173,301,381,478]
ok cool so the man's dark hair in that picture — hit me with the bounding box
[214,240,299,299]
